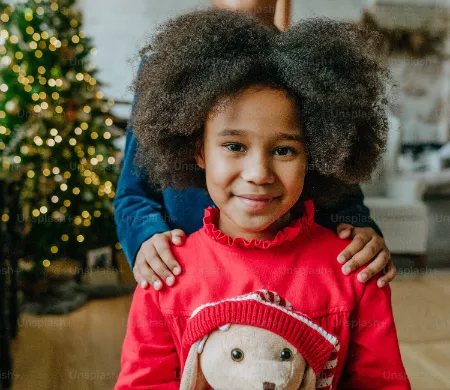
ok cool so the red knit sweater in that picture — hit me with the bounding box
[115,200,410,389]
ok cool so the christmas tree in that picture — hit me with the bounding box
[0,0,120,282]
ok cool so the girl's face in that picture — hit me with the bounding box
[196,86,307,241]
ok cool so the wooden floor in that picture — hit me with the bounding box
[10,272,450,390]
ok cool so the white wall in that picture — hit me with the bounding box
[78,0,367,117]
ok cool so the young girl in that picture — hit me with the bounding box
[115,9,410,389]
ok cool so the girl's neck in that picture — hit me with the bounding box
[217,210,293,241]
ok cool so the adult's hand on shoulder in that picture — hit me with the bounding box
[133,229,186,290]
[336,224,396,288]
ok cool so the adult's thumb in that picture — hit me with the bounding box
[170,229,186,245]
[337,223,353,239]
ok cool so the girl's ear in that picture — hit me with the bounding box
[194,139,205,169]
[297,364,316,390]
[180,341,207,390]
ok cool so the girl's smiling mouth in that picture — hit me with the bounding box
[235,194,280,211]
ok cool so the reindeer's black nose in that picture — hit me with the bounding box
[263,382,276,390]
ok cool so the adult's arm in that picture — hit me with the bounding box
[314,186,383,237]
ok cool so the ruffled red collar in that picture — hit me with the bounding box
[201,200,315,249]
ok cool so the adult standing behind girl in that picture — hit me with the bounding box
[113,0,396,292]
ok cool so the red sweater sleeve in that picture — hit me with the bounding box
[115,286,180,389]
[338,275,411,390]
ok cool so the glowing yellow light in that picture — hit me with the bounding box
[27,170,35,178]
[51,246,58,254]
[84,178,92,185]
[0,112,5,119]
[87,147,95,155]
[48,79,56,87]
[1,14,10,23]
[33,105,41,113]
[0,127,6,135]
[81,211,89,219]
[43,260,50,267]
[24,85,32,92]
[76,73,84,81]
[9,35,19,44]
[63,200,71,207]
[74,128,82,135]
[103,132,111,139]
[96,155,104,162]
[2,214,9,222]
[77,235,84,243]
[70,19,78,28]
[72,35,80,44]
[73,187,80,195]
[83,220,91,227]
[91,132,98,140]
[96,91,104,99]
[61,234,69,241]
[55,79,62,87]
[47,139,55,147]
[52,92,59,100]
[49,128,58,136]
[74,216,82,225]
[12,65,20,72]
[40,206,48,214]
[34,136,43,146]
[43,168,51,176]
[63,172,71,179]
[50,3,58,11]
[51,196,58,203]
[29,42,37,50]
[105,118,113,126]
[26,26,34,34]
[0,84,8,92]
[32,209,40,217]
[115,242,122,250]
[41,102,49,109]
[41,31,49,39]
[90,158,98,165]
[35,50,43,58]
[39,92,46,99]
[38,66,45,74]
[39,78,46,85]
[24,8,33,21]
[59,207,67,213]
[108,192,115,199]
[94,211,101,218]
[39,41,46,49]
[60,184,68,191]
[80,123,88,130]
[105,181,112,187]
[89,78,97,86]
[52,167,60,174]
[33,32,40,41]
[15,52,23,60]
[83,105,91,113]
[55,135,62,143]
[36,7,44,15]
[32,93,39,101]
[13,156,21,164]
[55,106,63,114]
[90,47,97,55]
[69,138,76,146]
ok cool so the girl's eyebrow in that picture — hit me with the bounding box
[217,128,304,142]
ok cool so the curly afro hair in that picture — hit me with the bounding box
[130,9,391,207]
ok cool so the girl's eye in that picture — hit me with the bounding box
[280,348,293,361]
[231,348,244,362]
[224,143,245,153]
[274,147,297,156]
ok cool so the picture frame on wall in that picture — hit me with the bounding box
[83,246,118,285]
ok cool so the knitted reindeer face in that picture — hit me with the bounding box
[181,324,317,390]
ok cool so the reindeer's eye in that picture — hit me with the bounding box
[231,348,244,362]
[280,348,293,361]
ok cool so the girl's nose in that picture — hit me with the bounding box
[240,153,275,185]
